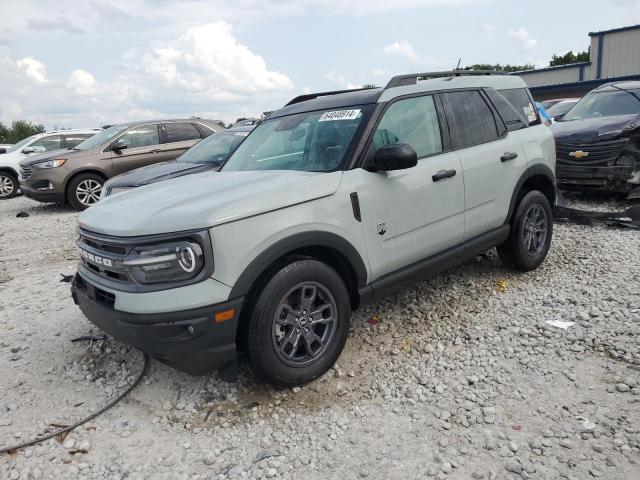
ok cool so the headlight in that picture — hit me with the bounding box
[33,159,67,169]
[123,240,205,284]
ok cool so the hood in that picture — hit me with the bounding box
[79,170,344,236]
[20,147,95,167]
[552,114,640,143]
[106,162,215,189]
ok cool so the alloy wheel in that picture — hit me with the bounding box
[271,281,337,367]
[76,179,103,206]
[0,174,15,198]
[522,204,548,255]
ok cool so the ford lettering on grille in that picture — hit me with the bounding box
[79,247,114,267]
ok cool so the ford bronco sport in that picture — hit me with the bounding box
[72,71,556,387]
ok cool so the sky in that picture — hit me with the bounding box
[0,0,639,129]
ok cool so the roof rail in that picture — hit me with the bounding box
[385,70,507,89]
[285,87,377,106]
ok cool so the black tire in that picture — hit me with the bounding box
[0,171,19,199]
[246,258,351,387]
[67,173,105,211]
[497,190,553,271]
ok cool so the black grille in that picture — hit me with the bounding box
[77,231,131,284]
[20,165,33,180]
[556,139,628,166]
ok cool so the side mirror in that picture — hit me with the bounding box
[112,141,127,152]
[369,143,417,172]
[22,147,35,154]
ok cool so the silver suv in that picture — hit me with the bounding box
[71,71,556,387]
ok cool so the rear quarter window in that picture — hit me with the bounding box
[485,89,528,131]
[499,88,540,126]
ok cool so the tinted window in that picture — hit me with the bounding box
[485,89,527,131]
[499,88,538,125]
[442,91,499,149]
[118,125,160,149]
[373,95,442,158]
[179,131,249,164]
[65,134,93,148]
[165,122,201,143]
[30,135,62,153]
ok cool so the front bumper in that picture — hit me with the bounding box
[556,164,635,192]
[71,272,243,376]
[20,182,65,203]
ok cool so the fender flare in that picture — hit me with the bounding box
[228,231,368,299]
[505,164,556,224]
[0,166,19,178]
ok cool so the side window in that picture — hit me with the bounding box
[485,89,527,131]
[165,122,201,143]
[442,91,499,149]
[373,95,442,158]
[118,125,160,149]
[499,88,539,125]
[30,135,62,153]
[64,134,93,148]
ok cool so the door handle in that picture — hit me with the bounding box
[501,152,518,162]
[432,169,457,182]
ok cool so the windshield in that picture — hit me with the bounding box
[5,135,37,153]
[178,131,249,164]
[547,101,577,117]
[222,106,370,173]
[73,125,128,150]
[563,90,640,121]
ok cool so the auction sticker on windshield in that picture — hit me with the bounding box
[319,109,361,121]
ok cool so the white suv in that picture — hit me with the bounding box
[71,71,556,387]
[0,129,99,199]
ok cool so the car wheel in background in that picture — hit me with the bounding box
[245,258,351,387]
[0,172,18,199]
[497,190,553,271]
[67,173,105,211]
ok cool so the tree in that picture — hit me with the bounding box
[0,120,45,144]
[549,47,590,67]
[463,63,535,73]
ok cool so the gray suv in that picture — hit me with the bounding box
[20,119,224,210]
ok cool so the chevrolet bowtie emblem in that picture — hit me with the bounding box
[569,150,589,159]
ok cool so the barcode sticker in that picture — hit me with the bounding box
[319,109,361,121]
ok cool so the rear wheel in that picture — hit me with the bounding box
[67,173,104,210]
[0,172,18,199]
[497,190,553,271]
[246,259,350,387]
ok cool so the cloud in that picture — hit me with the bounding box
[16,57,47,83]
[482,23,495,37]
[26,18,84,35]
[509,27,537,50]
[383,40,420,62]
[324,70,361,89]
[143,21,293,95]
[68,69,97,96]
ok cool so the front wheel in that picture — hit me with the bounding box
[497,190,553,271]
[0,172,18,199]
[67,173,104,210]
[246,259,351,387]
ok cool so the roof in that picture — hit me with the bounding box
[270,88,384,118]
[589,24,640,36]
[514,62,591,76]
[594,80,640,91]
[39,128,101,136]
[109,118,224,129]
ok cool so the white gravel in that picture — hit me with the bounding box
[1,194,639,480]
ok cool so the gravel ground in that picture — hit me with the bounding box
[1,193,639,480]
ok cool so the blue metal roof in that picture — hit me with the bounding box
[515,62,591,75]
[589,24,640,36]
[529,74,640,93]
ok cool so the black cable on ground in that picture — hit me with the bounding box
[0,352,149,455]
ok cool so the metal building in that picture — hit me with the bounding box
[515,24,640,100]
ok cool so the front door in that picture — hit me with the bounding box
[110,124,163,176]
[353,94,465,280]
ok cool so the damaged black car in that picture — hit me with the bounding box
[552,81,640,198]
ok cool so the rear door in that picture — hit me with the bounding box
[161,122,204,160]
[108,124,163,176]
[441,89,527,239]
[355,94,465,279]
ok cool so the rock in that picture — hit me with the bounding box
[616,383,631,393]
[441,462,453,474]
[62,438,75,449]
[9,471,20,480]
[505,460,521,474]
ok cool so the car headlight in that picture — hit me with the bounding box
[33,159,67,169]
[123,239,205,284]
